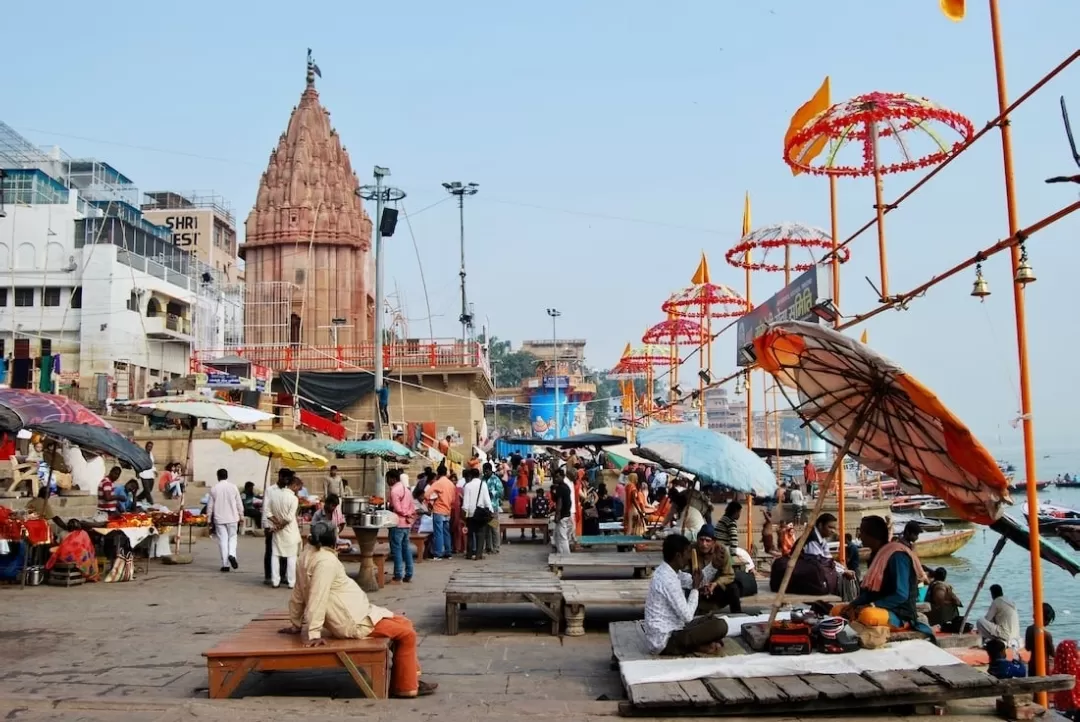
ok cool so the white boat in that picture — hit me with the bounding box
[1022,501,1080,521]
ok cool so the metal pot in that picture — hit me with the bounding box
[21,566,44,586]
[363,512,379,527]
[341,497,368,516]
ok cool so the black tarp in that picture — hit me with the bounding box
[274,372,376,415]
[502,432,626,448]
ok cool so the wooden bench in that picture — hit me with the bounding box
[444,570,562,636]
[203,619,390,699]
[548,552,661,579]
[500,518,550,544]
[575,534,649,551]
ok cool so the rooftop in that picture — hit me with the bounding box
[143,190,235,225]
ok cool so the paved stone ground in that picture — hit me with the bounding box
[0,533,1013,721]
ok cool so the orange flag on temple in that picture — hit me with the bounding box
[940,0,964,21]
[860,329,869,344]
[691,252,711,285]
[620,342,632,360]
[742,192,751,237]
[785,77,831,176]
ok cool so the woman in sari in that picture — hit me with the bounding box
[647,487,671,526]
[516,464,529,492]
[573,469,586,538]
[45,525,99,582]
[623,474,654,537]
[451,483,466,554]
[1053,640,1080,719]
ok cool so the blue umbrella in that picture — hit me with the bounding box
[634,423,778,496]
[328,439,415,462]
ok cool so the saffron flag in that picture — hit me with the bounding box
[940,0,964,21]
[785,77,832,176]
[620,342,632,361]
[742,192,751,237]
[860,329,869,344]
[692,252,711,285]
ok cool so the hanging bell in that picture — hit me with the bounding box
[971,264,991,300]
[1014,246,1036,285]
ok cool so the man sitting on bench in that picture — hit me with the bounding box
[279,521,438,698]
[643,534,728,656]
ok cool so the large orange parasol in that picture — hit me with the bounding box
[752,320,1011,525]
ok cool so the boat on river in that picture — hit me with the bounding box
[890,494,938,513]
[891,514,945,533]
[831,528,975,560]
[1021,500,1080,533]
[1009,479,1052,492]
[919,499,969,523]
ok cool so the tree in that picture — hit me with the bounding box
[482,335,539,389]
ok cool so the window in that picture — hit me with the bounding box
[71,287,82,309]
[14,289,33,307]
[295,268,306,285]
[0,289,6,306]
[43,287,62,307]
[40,339,51,358]
[127,292,140,312]
[0,340,5,357]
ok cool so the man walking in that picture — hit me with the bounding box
[387,469,415,583]
[553,469,574,554]
[207,468,243,572]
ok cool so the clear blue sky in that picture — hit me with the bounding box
[6,1,1080,453]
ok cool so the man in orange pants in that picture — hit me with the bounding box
[280,521,437,698]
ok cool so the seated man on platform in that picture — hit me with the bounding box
[694,525,741,614]
[839,515,934,639]
[643,534,728,656]
[279,521,438,699]
[978,584,1021,647]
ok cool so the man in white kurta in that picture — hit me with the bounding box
[268,477,302,588]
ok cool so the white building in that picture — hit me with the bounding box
[0,121,237,403]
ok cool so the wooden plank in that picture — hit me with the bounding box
[831,673,882,698]
[702,677,755,704]
[629,682,690,708]
[677,680,717,707]
[898,669,939,687]
[769,675,820,702]
[610,621,653,663]
[741,676,788,704]
[863,670,920,695]
[922,664,997,689]
[800,674,854,700]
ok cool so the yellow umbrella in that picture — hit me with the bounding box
[220,431,328,471]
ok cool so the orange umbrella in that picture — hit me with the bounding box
[752,320,1010,525]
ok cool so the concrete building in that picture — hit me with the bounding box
[704,385,747,442]
[0,121,230,403]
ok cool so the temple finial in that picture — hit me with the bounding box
[306,48,321,87]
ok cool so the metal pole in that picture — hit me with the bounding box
[988,0,1046,694]
[830,174,846,565]
[458,195,467,345]
[552,314,559,437]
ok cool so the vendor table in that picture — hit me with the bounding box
[350,526,381,593]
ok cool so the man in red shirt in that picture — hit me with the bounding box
[98,466,122,515]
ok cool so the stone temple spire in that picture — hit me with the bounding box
[242,51,375,350]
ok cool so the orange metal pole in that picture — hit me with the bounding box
[988,0,1046,694]
[830,175,846,565]
[869,120,890,301]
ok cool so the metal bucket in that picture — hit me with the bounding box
[21,566,44,586]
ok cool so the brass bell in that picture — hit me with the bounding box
[1015,245,1036,285]
[971,263,991,301]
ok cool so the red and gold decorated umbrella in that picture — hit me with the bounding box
[642,318,703,347]
[753,320,1010,524]
[783,91,974,300]
[725,222,851,283]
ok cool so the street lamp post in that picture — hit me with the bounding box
[442,181,479,345]
[546,308,561,437]
[358,168,405,496]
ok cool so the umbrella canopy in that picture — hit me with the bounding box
[328,439,415,462]
[602,443,659,470]
[754,320,1010,524]
[219,431,328,469]
[501,432,627,448]
[120,395,275,424]
[633,423,778,496]
[38,422,153,472]
[990,514,1080,576]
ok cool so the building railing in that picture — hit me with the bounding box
[192,339,491,377]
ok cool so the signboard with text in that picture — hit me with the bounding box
[542,375,570,389]
[143,209,213,250]
[735,265,832,366]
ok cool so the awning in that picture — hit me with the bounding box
[501,432,626,448]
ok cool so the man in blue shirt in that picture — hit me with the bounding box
[377,385,390,424]
[482,462,503,555]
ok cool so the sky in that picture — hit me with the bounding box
[4,0,1080,454]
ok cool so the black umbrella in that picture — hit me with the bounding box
[36,422,152,473]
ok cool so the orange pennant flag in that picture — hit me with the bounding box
[620,342,632,360]
[691,252,711,285]
[742,192,751,237]
[785,76,831,176]
[940,0,964,21]
[860,329,869,344]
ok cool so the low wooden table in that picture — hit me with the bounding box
[575,534,649,551]
[499,518,551,544]
[548,552,661,579]
[203,619,390,699]
[444,570,562,636]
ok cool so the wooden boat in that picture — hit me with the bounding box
[831,528,976,560]
[890,494,937,513]
[919,500,967,523]
[892,514,945,533]
[1008,479,1052,492]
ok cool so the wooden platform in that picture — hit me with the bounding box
[609,620,1075,716]
[444,570,563,636]
[202,619,391,699]
[500,518,551,544]
[548,552,661,579]
[575,534,649,551]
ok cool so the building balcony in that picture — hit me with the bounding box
[192,339,491,377]
[145,313,192,342]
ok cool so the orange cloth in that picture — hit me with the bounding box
[862,541,927,592]
[516,466,529,490]
[467,458,480,470]
[574,472,584,538]
[648,497,671,525]
[370,615,420,696]
[426,477,456,516]
[780,526,795,556]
